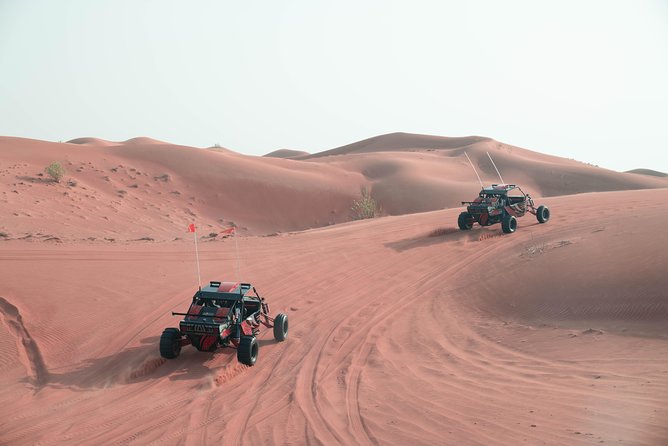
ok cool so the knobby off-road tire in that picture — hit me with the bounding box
[237,336,259,366]
[273,313,288,342]
[160,328,182,359]
[458,212,474,230]
[536,205,550,223]
[502,214,517,234]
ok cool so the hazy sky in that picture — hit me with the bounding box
[1,0,667,172]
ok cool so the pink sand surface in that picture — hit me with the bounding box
[1,134,667,445]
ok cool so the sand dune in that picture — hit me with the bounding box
[1,132,667,444]
[626,168,667,178]
[121,136,168,145]
[263,148,310,159]
[0,187,666,445]
[67,136,167,146]
[1,134,666,243]
[66,137,119,146]
[304,132,492,158]
[302,133,667,215]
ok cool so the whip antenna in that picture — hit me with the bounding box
[233,227,240,281]
[486,152,505,185]
[464,151,484,189]
[186,223,201,288]
[220,223,241,281]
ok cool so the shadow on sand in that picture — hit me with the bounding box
[29,335,265,391]
[384,226,470,252]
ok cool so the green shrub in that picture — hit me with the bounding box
[351,186,379,220]
[44,161,66,182]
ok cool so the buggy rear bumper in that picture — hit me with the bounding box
[179,321,226,336]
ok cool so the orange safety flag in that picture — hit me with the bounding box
[220,227,236,235]
[187,223,196,233]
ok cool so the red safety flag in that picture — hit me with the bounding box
[220,227,236,235]
[187,223,196,233]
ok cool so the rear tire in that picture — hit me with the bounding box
[502,215,517,234]
[536,205,550,223]
[458,212,473,230]
[273,313,288,342]
[237,336,258,366]
[160,328,182,359]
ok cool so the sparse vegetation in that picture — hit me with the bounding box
[351,186,379,220]
[44,161,66,182]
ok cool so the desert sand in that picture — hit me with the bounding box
[1,133,667,445]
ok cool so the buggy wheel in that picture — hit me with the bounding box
[458,212,474,230]
[502,215,517,234]
[237,336,259,366]
[160,328,182,359]
[273,313,288,342]
[536,205,550,223]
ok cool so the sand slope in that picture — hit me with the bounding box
[1,134,666,243]
[0,188,667,445]
[0,136,365,239]
[304,133,668,214]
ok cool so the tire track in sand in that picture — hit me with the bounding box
[0,296,49,387]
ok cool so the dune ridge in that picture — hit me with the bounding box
[1,134,666,243]
[626,168,667,178]
[263,148,310,159]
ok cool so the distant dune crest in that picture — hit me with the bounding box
[625,168,667,177]
[305,132,492,158]
[66,136,167,146]
[263,149,310,159]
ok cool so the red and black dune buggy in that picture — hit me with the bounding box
[160,281,288,366]
[458,184,550,233]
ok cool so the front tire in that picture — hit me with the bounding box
[237,336,259,366]
[536,205,550,223]
[160,328,182,359]
[273,313,288,342]
[458,212,474,230]
[502,215,517,234]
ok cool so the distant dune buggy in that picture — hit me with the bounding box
[160,281,288,366]
[458,184,550,234]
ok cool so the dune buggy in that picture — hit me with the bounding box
[458,184,550,234]
[159,281,288,366]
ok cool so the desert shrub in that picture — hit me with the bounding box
[44,161,66,182]
[351,186,379,220]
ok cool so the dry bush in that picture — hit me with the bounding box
[351,186,379,220]
[44,161,66,182]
